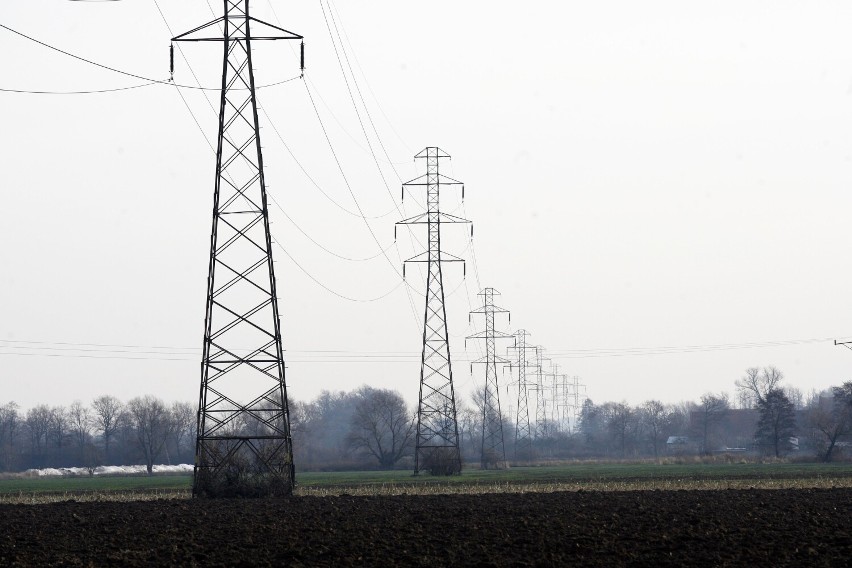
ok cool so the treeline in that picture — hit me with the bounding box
[0,395,195,474]
[557,367,852,463]
[3,366,852,473]
[0,386,417,474]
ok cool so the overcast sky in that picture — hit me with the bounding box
[3,1,852,414]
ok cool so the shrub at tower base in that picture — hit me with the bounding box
[420,447,462,476]
[193,439,294,498]
[481,449,508,470]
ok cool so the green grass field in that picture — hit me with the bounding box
[0,474,191,495]
[3,461,852,503]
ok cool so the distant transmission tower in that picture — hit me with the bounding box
[397,147,470,475]
[531,346,550,439]
[507,329,536,460]
[553,370,568,433]
[542,361,563,435]
[545,362,566,434]
[568,375,587,431]
[172,2,303,497]
[467,287,512,469]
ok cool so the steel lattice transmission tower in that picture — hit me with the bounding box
[397,147,470,475]
[567,375,587,432]
[467,288,512,469]
[531,346,550,439]
[172,1,303,497]
[544,361,564,434]
[507,329,536,460]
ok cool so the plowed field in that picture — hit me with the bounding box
[2,488,850,566]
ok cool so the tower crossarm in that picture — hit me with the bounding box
[403,251,466,263]
[396,212,471,226]
[403,172,464,187]
[469,304,509,315]
[469,354,512,365]
[466,330,514,340]
[172,16,303,43]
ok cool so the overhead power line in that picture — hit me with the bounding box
[326,1,413,155]
[318,1,402,206]
[272,239,406,302]
[302,79,425,307]
[0,23,299,92]
[270,193,396,262]
[324,1,408,176]
[0,336,840,362]
[544,337,837,358]
[0,82,158,95]
[259,104,399,220]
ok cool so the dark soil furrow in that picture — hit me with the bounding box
[1,488,850,566]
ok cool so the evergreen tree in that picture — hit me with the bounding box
[755,388,796,457]
[578,399,599,449]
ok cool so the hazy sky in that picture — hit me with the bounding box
[3,1,852,413]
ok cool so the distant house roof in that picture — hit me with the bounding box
[667,436,689,444]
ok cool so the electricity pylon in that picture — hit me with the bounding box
[531,346,550,439]
[397,147,470,475]
[507,329,536,460]
[172,1,303,498]
[544,361,564,434]
[553,370,567,434]
[467,288,513,469]
[567,375,587,431]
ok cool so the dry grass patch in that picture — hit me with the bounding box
[295,475,852,497]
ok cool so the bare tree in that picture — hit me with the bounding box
[48,406,70,451]
[127,396,172,475]
[735,389,752,410]
[91,395,124,461]
[0,403,19,442]
[696,393,729,455]
[0,402,20,471]
[169,401,196,462]
[784,386,805,411]
[807,384,852,462]
[641,400,667,459]
[25,405,53,460]
[68,401,92,454]
[289,399,307,438]
[455,398,481,460]
[607,402,635,457]
[668,402,692,434]
[736,366,783,408]
[346,387,414,469]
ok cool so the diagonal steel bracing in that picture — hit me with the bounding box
[173,0,303,498]
[467,288,513,469]
[507,329,537,460]
[531,346,550,440]
[397,147,470,475]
